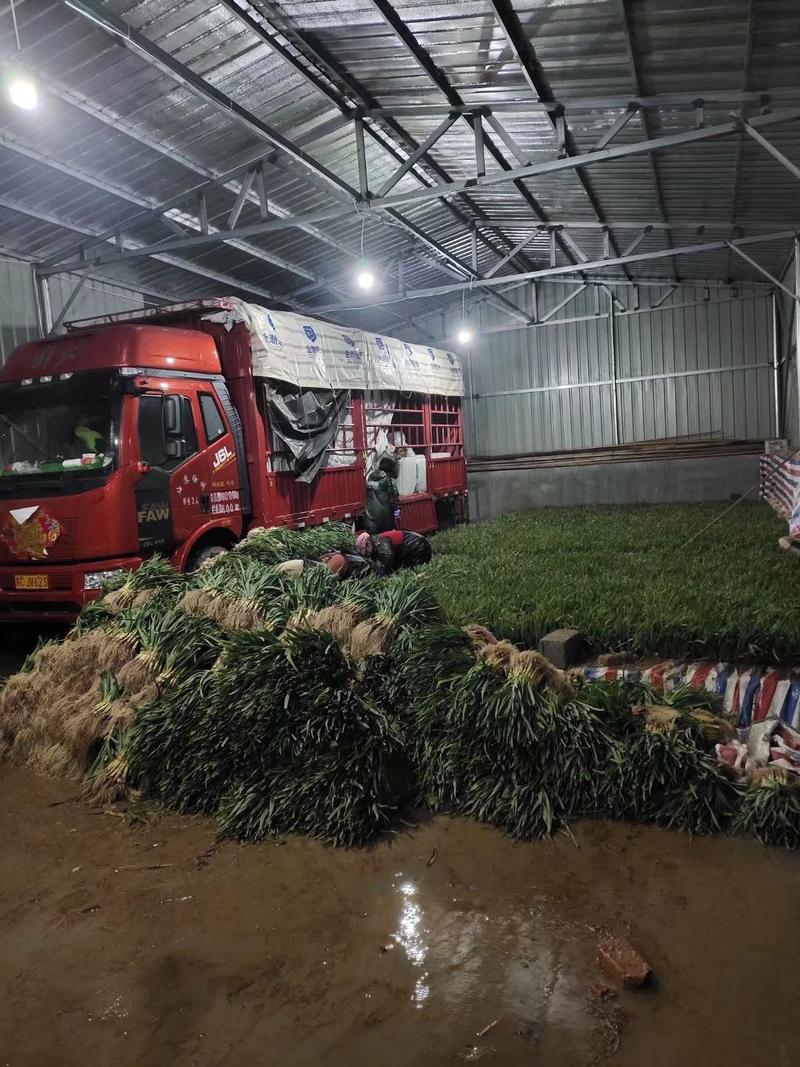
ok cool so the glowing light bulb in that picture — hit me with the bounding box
[457,327,473,345]
[8,78,37,111]
[356,268,375,290]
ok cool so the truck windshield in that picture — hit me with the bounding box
[0,372,121,479]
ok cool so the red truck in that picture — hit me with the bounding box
[0,298,466,620]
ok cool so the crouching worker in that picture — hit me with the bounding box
[355,529,432,572]
[320,550,384,579]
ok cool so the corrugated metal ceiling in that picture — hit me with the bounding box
[0,0,797,337]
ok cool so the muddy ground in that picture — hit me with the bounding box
[1,761,798,1067]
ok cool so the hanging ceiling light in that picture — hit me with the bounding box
[8,77,37,111]
[356,266,376,290]
[456,327,473,345]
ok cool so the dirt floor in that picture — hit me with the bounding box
[1,762,798,1067]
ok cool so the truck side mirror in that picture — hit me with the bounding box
[164,394,183,436]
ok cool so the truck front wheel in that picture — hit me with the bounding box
[186,543,229,572]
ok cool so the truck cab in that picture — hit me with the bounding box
[0,324,245,619]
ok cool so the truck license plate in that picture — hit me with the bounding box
[14,574,49,590]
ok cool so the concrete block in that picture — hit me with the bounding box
[537,628,586,669]
[597,936,652,989]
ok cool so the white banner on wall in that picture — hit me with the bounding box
[200,298,464,397]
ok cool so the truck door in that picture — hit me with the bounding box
[196,390,243,523]
[135,390,206,552]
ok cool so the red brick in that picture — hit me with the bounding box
[597,936,652,989]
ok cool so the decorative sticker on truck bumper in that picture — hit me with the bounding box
[1,506,61,559]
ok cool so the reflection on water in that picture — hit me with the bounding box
[393,879,430,1008]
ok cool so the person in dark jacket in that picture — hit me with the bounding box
[356,529,432,571]
[364,456,400,534]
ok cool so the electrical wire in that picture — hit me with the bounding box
[10,0,21,51]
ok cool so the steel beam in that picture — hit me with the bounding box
[489,0,632,279]
[484,230,542,278]
[35,271,53,333]
[25,64,375,273]
[743,121,800,181]
[367,0,594,284]
[652,285,678,309]
[726,242,796,298]
[78,103,800,240]
[227,168,256,230]
[49,266,92,334]
[59,0,487,300]
[559,230,590,263]
[62,0,352,200]
[772,290,781,436]
[3,196,298,305]
[354,88,800,118]
[617,0,678,280]
[375,114,458,197]
[215,0,535,319]
[608,292,620,444]
[46,105,800,268]
[725,0,756,281]
[471,295,769,338]
[621,227,653,256]
[401,272,767,340]
[540,285,589,323]
[354,115,369,199]
[307,229,797,312]
[4,193,436,338]
[483,112,529,165]
[0,135,327,286]
[592,106,640,151]
[473,113,486,177]
[479,219,765,232]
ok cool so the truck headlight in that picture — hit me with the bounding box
[83,568,127,591]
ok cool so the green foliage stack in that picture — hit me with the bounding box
[7,512,800,850]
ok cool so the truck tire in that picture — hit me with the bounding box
[186,543,229,572]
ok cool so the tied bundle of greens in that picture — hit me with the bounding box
[128,624,405,846]
[732,768,800,848]
[232,521,356,565]
[401,624,609,838]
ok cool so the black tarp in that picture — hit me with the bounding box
[266,383,349,484]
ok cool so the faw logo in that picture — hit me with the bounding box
[213,444,236,473]
[138,502,170,524]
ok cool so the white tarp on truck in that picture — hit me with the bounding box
[200,299,465,397]
[66,297,465,396]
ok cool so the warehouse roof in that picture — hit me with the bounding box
[0,0,798,340]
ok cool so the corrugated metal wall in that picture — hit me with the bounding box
[0,257,148,365]
[0,259,42,364]
[46,274,151,330]
[457,282,775,458]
